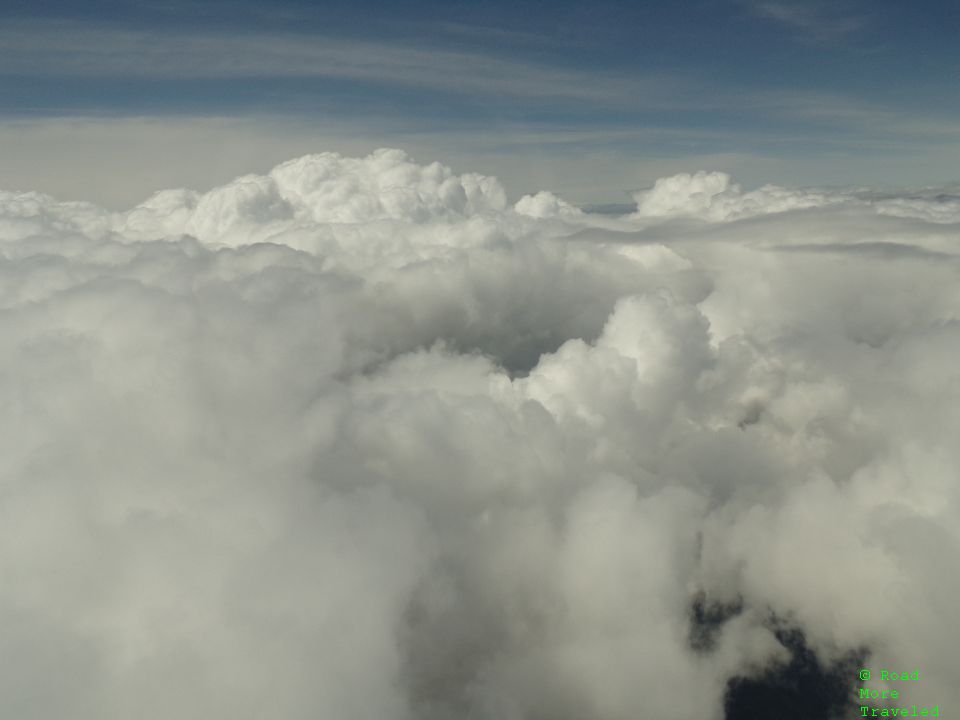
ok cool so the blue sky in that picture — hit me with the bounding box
[1,0,958,206]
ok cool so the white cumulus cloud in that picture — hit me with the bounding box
[2,150,959,719]
[632,169,840,221]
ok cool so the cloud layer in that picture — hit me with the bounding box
[2,150,959,719]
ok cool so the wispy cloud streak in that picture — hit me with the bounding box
[747,0,867,41]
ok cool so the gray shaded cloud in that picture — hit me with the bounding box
[2,150,960,719]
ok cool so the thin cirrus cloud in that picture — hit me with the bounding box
[0,20,913,123]
[0,23,681,107]
[746,0,868,41]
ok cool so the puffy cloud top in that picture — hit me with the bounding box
[269,148,509,224]
[633,170,838,221]
[514,190,583,219]
[2,150,960,720]
[115,149,509,246]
